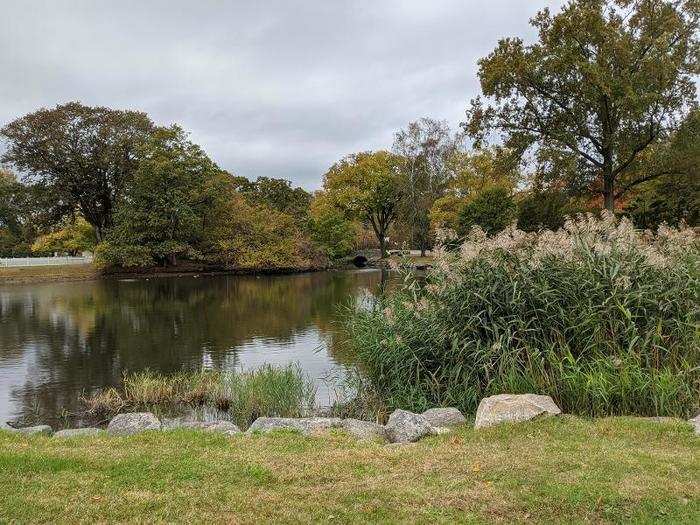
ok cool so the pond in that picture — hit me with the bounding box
[0,269,395,429]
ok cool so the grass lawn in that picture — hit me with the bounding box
[0,264,100,284]
[1,416,697,523]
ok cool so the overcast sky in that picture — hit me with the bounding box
[1,0,564,189]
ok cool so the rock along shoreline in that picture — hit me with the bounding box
[5,394,699,442]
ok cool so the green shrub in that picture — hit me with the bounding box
[517,189,583,232]
[347,212,699,417]
[310,207,356,260]
[458,186,516,235]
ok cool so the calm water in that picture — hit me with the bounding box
[0,269,392,429]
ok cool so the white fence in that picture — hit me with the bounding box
[0,255,93,268]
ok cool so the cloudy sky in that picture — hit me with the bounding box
[1,0,563,189]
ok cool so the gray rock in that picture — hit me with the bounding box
[384,409,433,443]
[421,407,467,428]
[474,394,561,429]
[54,428,103,438]
[247,417,343,435]
[9,425,53,436]
[107,412,161,436]
[162,418,241,436]
[636,416,682,424]
[689,414,700,435]
[340,419,387,441]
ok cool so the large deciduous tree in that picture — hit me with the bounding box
[232,175,312,222]
[98,126,227,267]
[392,118,456,255]
[322,151,404,258]
[465,0,699,211]
[1,102,155,240]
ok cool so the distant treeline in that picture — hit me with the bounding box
[1,0,697,265]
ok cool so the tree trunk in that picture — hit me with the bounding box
[603,189,614,212]
[602,162,615,212]
[603,166,615,212]
[379,235,388,259]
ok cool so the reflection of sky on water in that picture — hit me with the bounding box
[204,328,345,406]
[0,270,393,428]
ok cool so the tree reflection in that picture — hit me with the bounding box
[0,270,393,427]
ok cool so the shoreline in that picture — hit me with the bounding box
[0,255,430,286]
[0,263,344,286]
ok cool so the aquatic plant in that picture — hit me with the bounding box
[347,212,700,417]
[217,364,316,428]
[83,364,316,429]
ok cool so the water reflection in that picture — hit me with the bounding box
[0,269,391,428]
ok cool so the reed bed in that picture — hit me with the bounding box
[347,212,700,418]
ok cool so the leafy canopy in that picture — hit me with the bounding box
[466,0,699,210]
[322,150,404,257]
[1,102,155,239]
[98,126,227,267]
[458,186,517,236]
[31,217,95,255]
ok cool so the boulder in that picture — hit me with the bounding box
[10,425,53,436]
[162,418,241,436]
[107,412,161,436]
[474,394,561,429]
[636,416,682,424]
[54,428,103,438]
[247,417,343,435]
[384,409,433,443]
[689,414,700,436]
[421,407,467,428]
[340,419,387,441]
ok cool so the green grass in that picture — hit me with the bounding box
[1,417,698,523]
[0,264,99,284]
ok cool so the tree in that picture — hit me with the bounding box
[624,108,700,227]
[429,148,519,230]
[517,189,583,232]
[0,169,27,256]
[232,176,312,222]
[458,186,516,235]
[204,192,324,270]
[308,193,357,260]
[465,0,699,211]
[0,169,22,237]
[1,102,155,240]
[393,118,456,255]
[0,168,45,256]
[98,126,226,267]
[323,151,403,258]
[31,217,95,255]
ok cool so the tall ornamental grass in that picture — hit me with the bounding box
[347,212,699,417]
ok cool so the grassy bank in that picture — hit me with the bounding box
[0,262,328,285]
[0,264,100,284]
[1,417,698,523]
